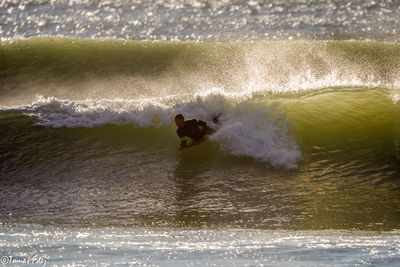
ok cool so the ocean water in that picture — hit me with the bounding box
[1,0,400,266]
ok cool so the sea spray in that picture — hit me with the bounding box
[2,39,400,106]
[211,101,301,169]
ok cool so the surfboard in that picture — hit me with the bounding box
[179,136,209,150]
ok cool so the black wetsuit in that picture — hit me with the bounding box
[177,119,212,147]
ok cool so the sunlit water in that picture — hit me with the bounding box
[1,0,400,266]
[1,224,399,266]
[1,0,400,41]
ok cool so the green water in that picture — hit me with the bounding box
[1,87,399,230]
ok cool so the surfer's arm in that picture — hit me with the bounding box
[198,120,214,135]
[177,128,192,148]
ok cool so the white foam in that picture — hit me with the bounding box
[211,101,301,169]
[11,95,173,128]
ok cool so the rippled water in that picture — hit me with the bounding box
[1,224,399,266]
[1,0,400,41]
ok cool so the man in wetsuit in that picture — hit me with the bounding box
[174,113,214,149]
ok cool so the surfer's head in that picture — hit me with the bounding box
[174,113,185,128]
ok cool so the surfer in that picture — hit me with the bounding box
[174,114,215,149]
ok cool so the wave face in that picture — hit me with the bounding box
[1,38,400,168]
[1,38,400,230]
